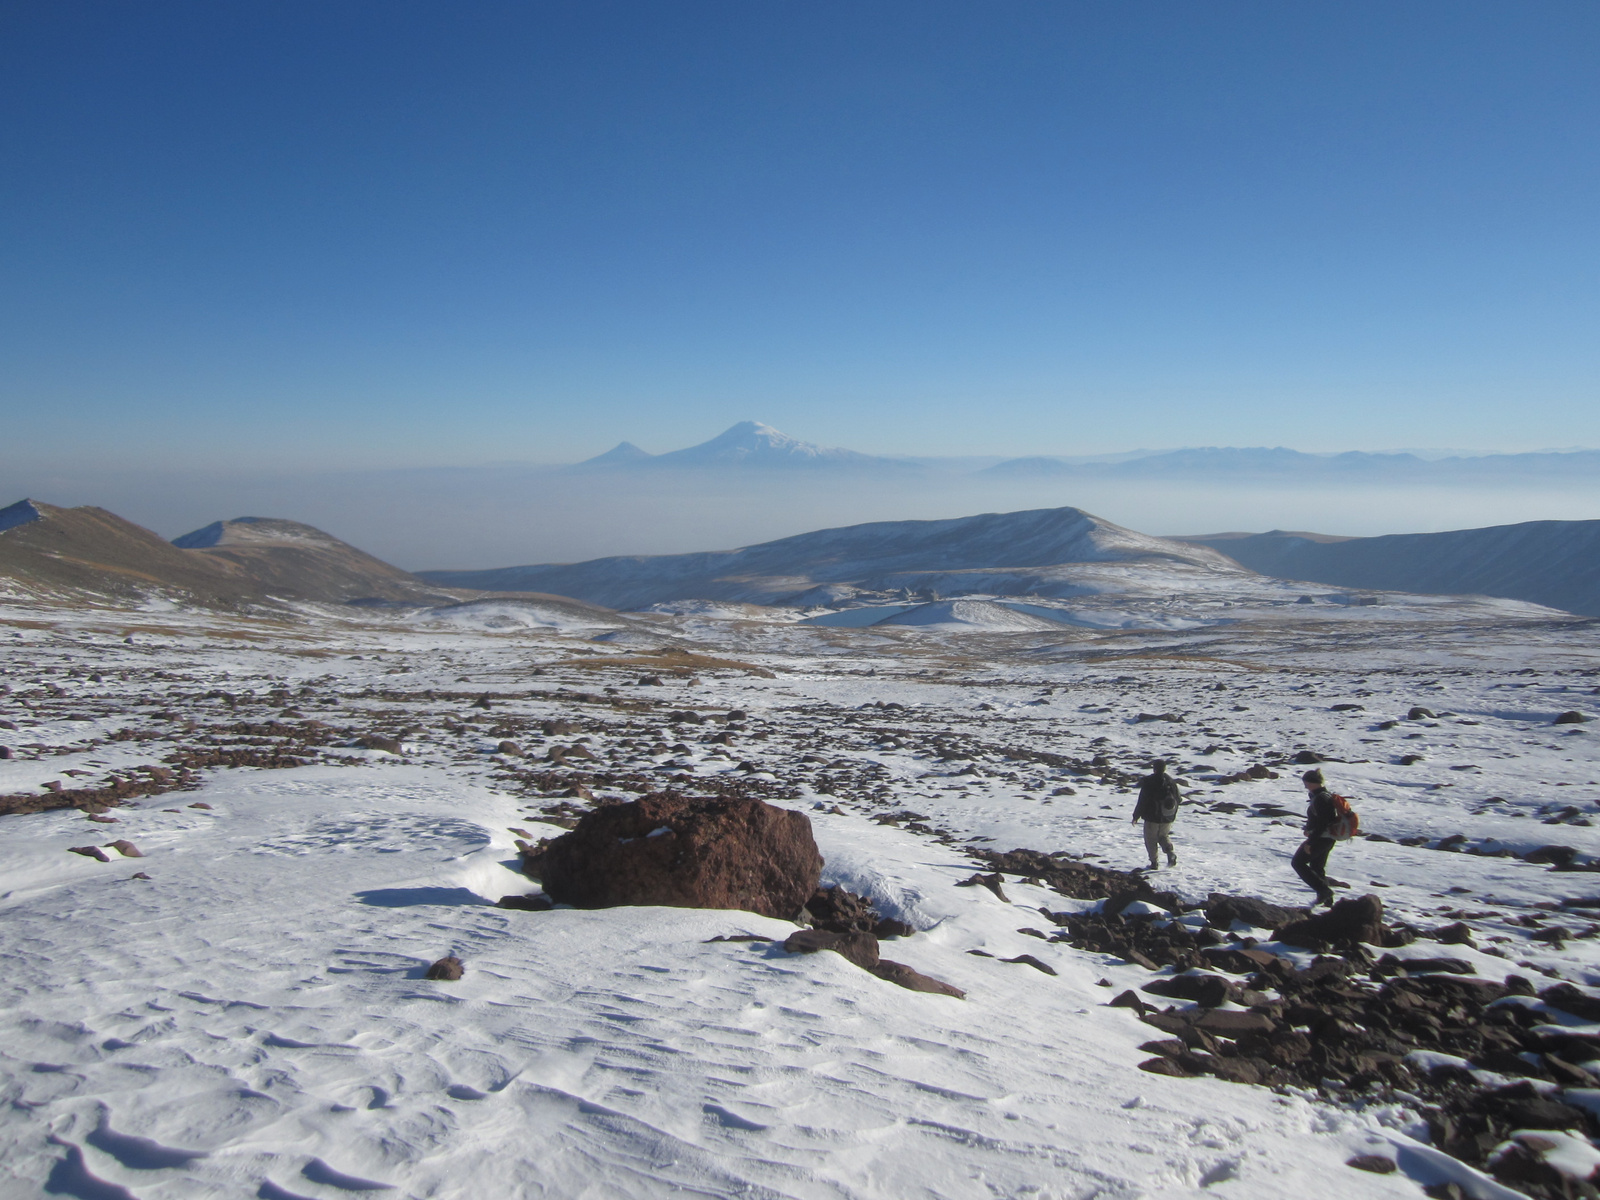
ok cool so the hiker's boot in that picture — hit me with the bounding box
[1166,852,1178,868]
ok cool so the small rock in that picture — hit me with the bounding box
[356,735,403,754]
[868,959,964,998]
[872,917,915,939]
[424,956,464,980]
[1408,706,1436,720]
[1275,894,1385,948]
[1346,1155,1396,1174]
[1000,954,1058,976]
[1554,710,1591,725]
[130,872,151,880]
[1108,989,1146,1012]
[1291,750,1324,765]
[105,840,143,858]
[496,740,522,756]
[1205,893,1302,930]
[68,846,110,862]
[1525,844,1578,866]
[955,872,1010,902]
[1138,1056,1194,1076]
[188,802,213,810]
[1138,1038,1187,1057]
[785,928,881,970]
[86,814,119,824]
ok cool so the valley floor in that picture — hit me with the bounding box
[2,593,1598,1199]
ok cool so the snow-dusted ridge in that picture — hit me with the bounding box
[418,505,1248,610]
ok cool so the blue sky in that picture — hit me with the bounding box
[4,1,1598,471]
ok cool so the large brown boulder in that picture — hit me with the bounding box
[540,792,823,919]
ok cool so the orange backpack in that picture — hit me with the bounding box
[1329,794,1360,841]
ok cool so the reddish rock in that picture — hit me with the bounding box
[784,927,880,969]
[424,956,464,980]
[105,840,143,858]
[86,814,118,824]
[539,792,822,919]
[68,845,109,862]
[187,802,213,810]
[868,959,965,998]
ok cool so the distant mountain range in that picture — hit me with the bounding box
[565,422,1600,481]
[1178,522,1600,617]
[5,493,1598,620]
[418,507,1247,610]
[577,421,898,470]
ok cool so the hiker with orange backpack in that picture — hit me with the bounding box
[1292,768,1358,907]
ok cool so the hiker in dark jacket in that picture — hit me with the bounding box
[1292,768,1339,907]
[1131,759,1181,870]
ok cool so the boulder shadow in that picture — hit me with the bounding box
[353,886,492,908]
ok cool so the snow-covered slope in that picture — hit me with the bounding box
[1180,520,1600,617]
[419,506,1248,610]
[0,498,260,606]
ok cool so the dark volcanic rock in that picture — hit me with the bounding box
[1142,972,1234,1008]
[424,956,464,980]
[970,848,1155,902]
[1205,893,1303,931]
[1274,894,1385,948]
[956,872,1011,901]
[784,927,880,969]
[67,845,109,862]
[1553,711,1590,725]
[1347,1155,1397,1174]
[805,885,880,933]
[539,792,822,919]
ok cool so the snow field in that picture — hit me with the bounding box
[2,591,1599,1198]
[5,767,1429,1200]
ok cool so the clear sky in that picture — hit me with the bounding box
[4,1,1598,474]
